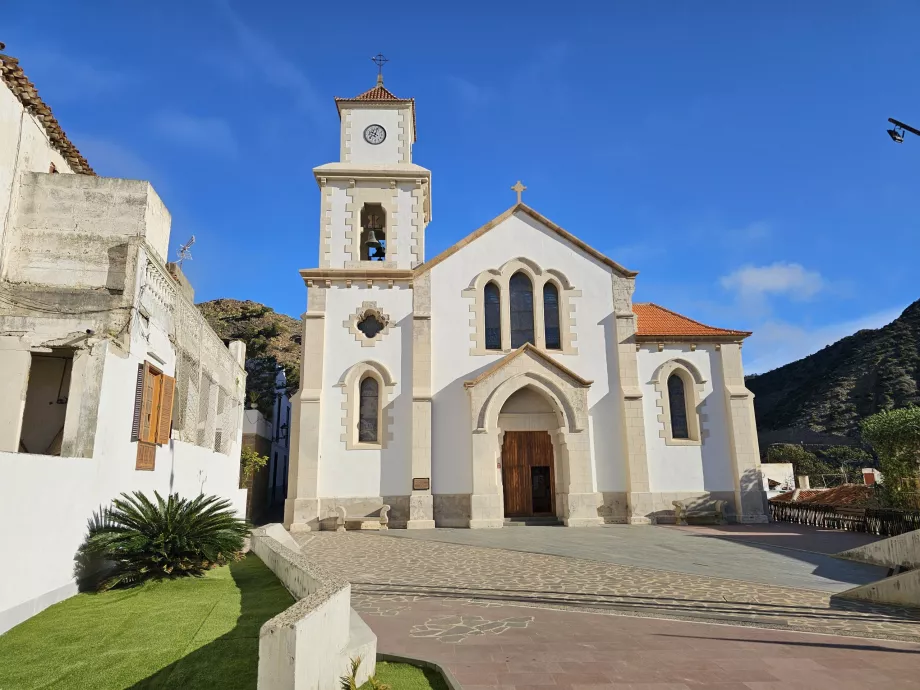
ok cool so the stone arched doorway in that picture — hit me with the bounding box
[463,344,603,527]
[499,387,559,518]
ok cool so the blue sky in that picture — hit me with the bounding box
[6,2,919,373]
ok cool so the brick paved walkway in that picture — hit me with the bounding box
[295,532,920,642]
[366,595,920,689]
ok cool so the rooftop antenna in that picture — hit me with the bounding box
[176,235,195,268]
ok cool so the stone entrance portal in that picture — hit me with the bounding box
[501,430,556,517]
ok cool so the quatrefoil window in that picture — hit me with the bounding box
[344,302,392,347]
[357,314,385,339]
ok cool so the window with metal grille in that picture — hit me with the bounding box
[484,281,501,350]
[358,376,379,443]
[668,373,689,439]
[509,272,535,348]
[543,283,561,350]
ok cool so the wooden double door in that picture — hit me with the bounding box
[501,431,556,517]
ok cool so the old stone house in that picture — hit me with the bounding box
[0,46,247,633]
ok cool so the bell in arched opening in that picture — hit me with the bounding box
[360,203,387,261]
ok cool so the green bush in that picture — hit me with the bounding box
[861,406,920,507]
[78,491,249,591]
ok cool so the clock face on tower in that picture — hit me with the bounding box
[363,124,386,145]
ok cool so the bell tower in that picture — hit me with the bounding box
[313,57,431,269]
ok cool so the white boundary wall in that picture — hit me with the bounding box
[251,525,376,689]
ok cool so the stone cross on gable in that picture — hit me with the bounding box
[511,181,527,204]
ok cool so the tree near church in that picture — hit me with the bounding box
[766,444,835,482]
[860,406,920,508]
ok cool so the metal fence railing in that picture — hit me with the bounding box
[769,501,920,537]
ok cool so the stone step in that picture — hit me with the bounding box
[503,517,563,527]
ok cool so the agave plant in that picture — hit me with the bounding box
[78,491,249,591]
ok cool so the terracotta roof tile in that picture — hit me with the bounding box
[772,485,872,506]
[334,80,417,142]
[0,47,93,175]
[633,303,751,340]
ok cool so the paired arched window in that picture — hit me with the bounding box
[667,373,689,440]
[358,376,379,443]
[484,282,502,350]
[509,272,535,348]
[543,283,561,350]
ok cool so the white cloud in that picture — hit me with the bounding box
[150,111,238,158]
[72,135,159,183]
[215,1,322,120]
[721,262,824,301]
[744,307,904,374]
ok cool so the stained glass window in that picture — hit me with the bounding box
[484,282,501,350]
[509,272,535,348]
[358,376,379,443]
[543,283,561,350]
[668,373,689,439]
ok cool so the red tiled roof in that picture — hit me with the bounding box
[0,46,93,175]
[633,303,751,340]
[334,80,417,142]
[772,485,872,506]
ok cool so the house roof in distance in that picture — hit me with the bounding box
[633,303,751,341]
[334,79,417,142]
[0,43,93,175]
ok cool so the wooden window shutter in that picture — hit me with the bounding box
[156,376,176,445]
[135,441,156,471]
[140,365,157,443]
[130,363,148,442]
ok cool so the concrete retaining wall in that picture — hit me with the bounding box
[250,525,377,689]
[837,528,920,571]
[835,568,920,608]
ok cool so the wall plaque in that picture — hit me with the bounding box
[412,477,430,491]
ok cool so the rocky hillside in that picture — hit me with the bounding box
[747,299,920,438]
[197,299,301,416]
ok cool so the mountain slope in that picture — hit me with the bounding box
[747,299,920,436]
[197,299,301,415]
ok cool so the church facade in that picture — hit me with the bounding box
[285,76,768,531]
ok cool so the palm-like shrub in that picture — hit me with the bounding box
[78,491,249,591]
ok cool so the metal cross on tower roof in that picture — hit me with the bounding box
[371,53,388,85]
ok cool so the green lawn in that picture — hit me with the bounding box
[364,661,450,690]
[0,554,294,690]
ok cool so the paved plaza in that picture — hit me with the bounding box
[377,523,886,593]
[295,525,920,688]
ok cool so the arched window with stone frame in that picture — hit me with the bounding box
[543,282,561,350]
[484,281,502,350]
[509,272,535,348]
[358,376,379,443]
[653,359,704,446]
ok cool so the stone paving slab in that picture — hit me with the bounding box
[361,594,920,689]
[295,532,920,643]
[375,525,887,593]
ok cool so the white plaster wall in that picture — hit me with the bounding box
[394,184,416,268]
[0,85,73,276]
[428,211,628,495]
[344,108,405,165]
[319,285,413,498]
[638,345,735,492]
[143,185,172,264]
[325,182,349,267]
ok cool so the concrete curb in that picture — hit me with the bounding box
[377,652,462,690]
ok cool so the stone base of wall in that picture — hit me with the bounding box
[627,491,737,524]
[433,493,471,527]
[382,495,410,528]
[598,492,629,523]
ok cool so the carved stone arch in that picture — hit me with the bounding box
[545,268,575,290]
[336,360,396,449]
[498,256,543,278]
[651,358,706,446]
[477,372,581,434]
[651,358,706,386]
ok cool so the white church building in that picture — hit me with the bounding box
[285,74,768,531]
